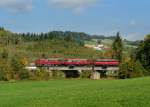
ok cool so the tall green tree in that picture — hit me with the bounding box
[136,34,150,74]
[112,32,123,62]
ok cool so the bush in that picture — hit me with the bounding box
[80,70,91,78]
[35,68,50,80]
[20,69,30,80]
[52,70,65,79]
[119,60,145,79]
[0,66,5,81]
[9,54,31,80]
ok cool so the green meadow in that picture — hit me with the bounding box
[0,77,150,107]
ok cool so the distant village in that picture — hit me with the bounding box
[84,40,110,51]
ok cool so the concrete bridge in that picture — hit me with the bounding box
[26,66,119,79]
[47,66,119,79]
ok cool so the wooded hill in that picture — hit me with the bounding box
[0,27,101,62]
[0,27,140,62]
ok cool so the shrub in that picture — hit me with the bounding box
[119,60,145,79]
[80,70,91,78]
[35,68,50,80]
[52,70,65,79]
[0,66,5,81]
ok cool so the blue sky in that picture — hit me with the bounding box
[0,0,150,40]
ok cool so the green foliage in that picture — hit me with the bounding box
[0,64,6,81]
[119,59,145,79]
[11,55,24,74]
[1,48,8,60]
[80,70,91,78]
[112,32,124,62]
[136,34,150,73]
[52,70,66,79]
[134,60,147,75]
[19,69,30,80]
[20,31,88,46]
[119,63,129,79]
[10,55,28,80]
[35,69,50,80]
[0,49,12,81]
[64,35,74,42]
[0,54,28,81]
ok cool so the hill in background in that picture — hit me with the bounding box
[0,27,140,63]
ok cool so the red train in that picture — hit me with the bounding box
[35,58,119,67]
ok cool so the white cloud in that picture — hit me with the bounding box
[125,32,142,40]
[48,0,96,13]
[0,0,33,13]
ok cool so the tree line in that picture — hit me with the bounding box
[0,27,92,46]
[19,31,92,46]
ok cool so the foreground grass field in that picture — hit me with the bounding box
[0,77,150,107]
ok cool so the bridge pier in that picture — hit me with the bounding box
[92,71,101,80]
[78,70,83,78]
[78,70,82,74]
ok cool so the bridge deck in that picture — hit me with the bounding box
[45,66,119,71]
[26,66,119,71]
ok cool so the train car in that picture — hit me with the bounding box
[63,59,91,66]
[35,58,119,67]
[94,59,119,66]
[35,59,63,67]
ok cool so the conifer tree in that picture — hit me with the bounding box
[112,32,123,62]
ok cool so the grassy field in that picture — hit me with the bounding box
[0,77,150,107]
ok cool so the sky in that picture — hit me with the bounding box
[0,0,150,40]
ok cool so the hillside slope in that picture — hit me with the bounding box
[0,28,99,62]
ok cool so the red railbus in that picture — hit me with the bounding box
[35,58,119,67]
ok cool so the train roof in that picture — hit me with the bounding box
[36,58,118,62]
[95,59,118,61]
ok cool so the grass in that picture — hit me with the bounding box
[0,77,150,107]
